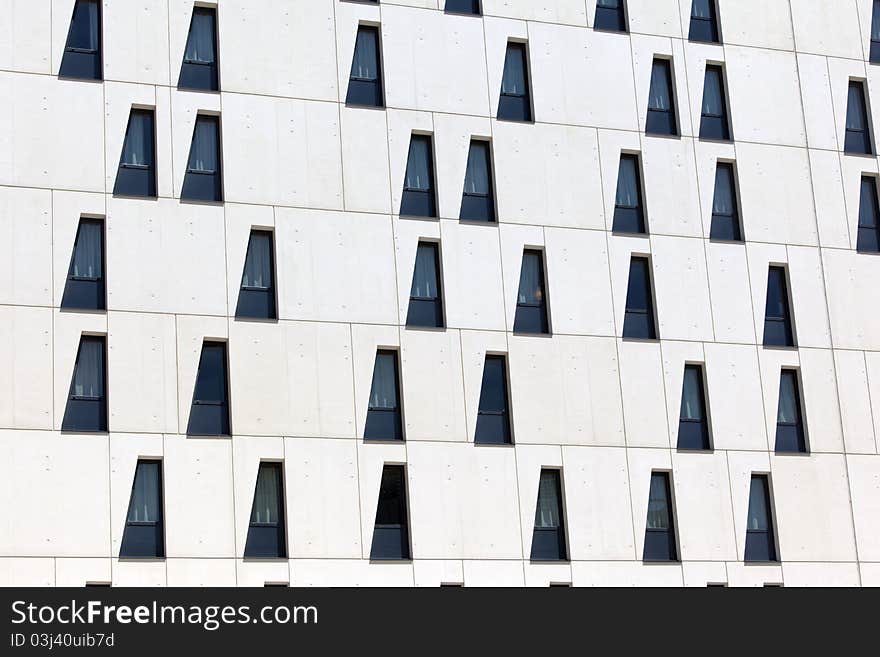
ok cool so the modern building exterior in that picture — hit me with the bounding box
[1,0,880,587]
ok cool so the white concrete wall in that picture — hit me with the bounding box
[0,0,878,587]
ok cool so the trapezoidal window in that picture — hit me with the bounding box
[407,242,444,328]
[530,470,567,561]
[643,472,678,562]
[514,250,549,334]
[370,465,411,561]
[689,0,720,43]
[872,1,880,63]
[700,65,730,141]
[445,0,481,14]
[236,230,276,320]
[244,462,287,559]
[182,115,223,202]
[59,0,102,80]
[120,460,164,559]
[475,355,512,445]
[346,25,384,108]
[178,6,219,91]
[775,369,807,454]
[857,175,880,253]
[61,218,105,311]
[745,475,778,563]
[594,0,628,33]
[400,135,437,217]
[646,59,678,136]
[113,109,156,198]
[61,335,107,433]
[623,256,657,340]
[187,341,230,436]
[677,364,711,451]
[845,81,874,155]
[497,42,532,122]
[709,162,742,242]
[460,140,496,222]
[365,350,404,441]
[763,266,795,348]
[612,153,646,234]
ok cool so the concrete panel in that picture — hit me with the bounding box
[0,307,53,430]
[847,455,880,561]
[0,186,52,307]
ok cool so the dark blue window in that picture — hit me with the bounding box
[370,465,410,561]
[775,370,807,454]
[623,257,657,340]
[514,250,549,334]
[475,355,512,445]
[182,115,223,202]
[709,162,742,241]
[845,81,873,155]
[700,65,730,141]
[594,0,627,33]
[365,351,404,441]
[857,176,880,253]
[113,109,156,198]
[187,342,230,436]
[497,42,532,122]
[460,140,496,222]
[120,460,164,559]
[689,0,719,43]
[612,154,646,234]
[678,365,711,451]
[178,7,218,92]
[346,26,384,108]
[244,463,287,559]
[643,472,678,562]
[59,0,102,80]
[872,1,880,63]
[407,242,444,328]
[61,336,107,433]
[236,231,276,320]
[61,218,105,311]
[646,59,678,136]
[745,475,778,562]
[400,135,437,217]
[530,470,567,561]
[763,266,795,347]
[445,0,481,14]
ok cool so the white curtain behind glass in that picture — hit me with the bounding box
[646,475,670,530]
[351,29,378,81]
[649,62,671,111]
[501,46,525,95]
[127,462,159,523]
[121,113,151,166]
[517,253,543,304]
[616,157,639,207]
[874,1,880,41]
[534,471,561,528]
[702,69,723,116]
[777,373,799,423]
[680,367,704,421]
[369,353,398,410]
[69,1,99,51]
[242,233,271,289]
[410,245,438,298]
[691,0,710,19]
[188,119,218,172]
[251,466,280,524]
[184,11,215,64]
[713,166,733,215]
[747,478,769,531]
[463,142,490,195]
[847,84,867,130]
[404,138,431,190]
[72,222,102,279]
[73,339,103,398]
[597,0,619,9]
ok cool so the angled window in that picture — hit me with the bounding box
[623,257,657,340]
[61,336,107,432]
[646,59,678,137]
[745,475,778,562]
[763,266,795,347]
[530,470,567,561]
[845,81,874,155]
[857,175,880,253]
[612,154,646,234]
[365,350,404,441]
[643,472,678,562]
[59,0,102,80]
[475,355,512,445]
[514,250,549,334]
[460,140,496,222]
[709,162,742,241]
[445,0,481,14]
[236,230,276,320]
[346,25,384,108]
[244,463,287,559]
[113,109,156,198]
[594,0,628,33]
[407,242,444,328]
[187,342,230,436]
[689,0,720,43]
[400,135,437,217]
[700,65,730,141]
[182,115,223,202]
[120,461,164,559]
[775,369,807,454]
[178,7,218,91]
[872,0,880,64]
[497,42,532,122]
[61,218,105,311]
[678,365,711,451]
[370,465,411,561]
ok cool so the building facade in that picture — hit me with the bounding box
[1,0,880,587]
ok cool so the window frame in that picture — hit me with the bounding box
[775,368,809,454]
[688,0,721,44]
[699,64,731,141]
[497,41,533,123]
[346,24,385,108]
[612,152,647,235]
[178,6,220,92]
[646,58,679,137]
[459,139,497,223]
[59,0,103,81]
[745,474,779,563]
[622,255,658,341]
[845,80,875,156]
[444,0,481,15]
[244,461,288,560]
[530,469,569,563]
[513,249,551,335]
[857,174,880,253]
[406,241,445,329]
[182,114,224,203]
[400,134,438,218]
[113,108,157,198]
[370,464,412,562]
[235,229,278,320]
[62,216,106,311]
[763,265,796,348]
[677,363,713,451]
[709,161,743,242]
[642,471,679,563]
[187,341,231,437]
[61,334,108,433]
[474,353,513,445]
[594,0,629,34]
[120,459,165,560]
[364,349,405,442]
